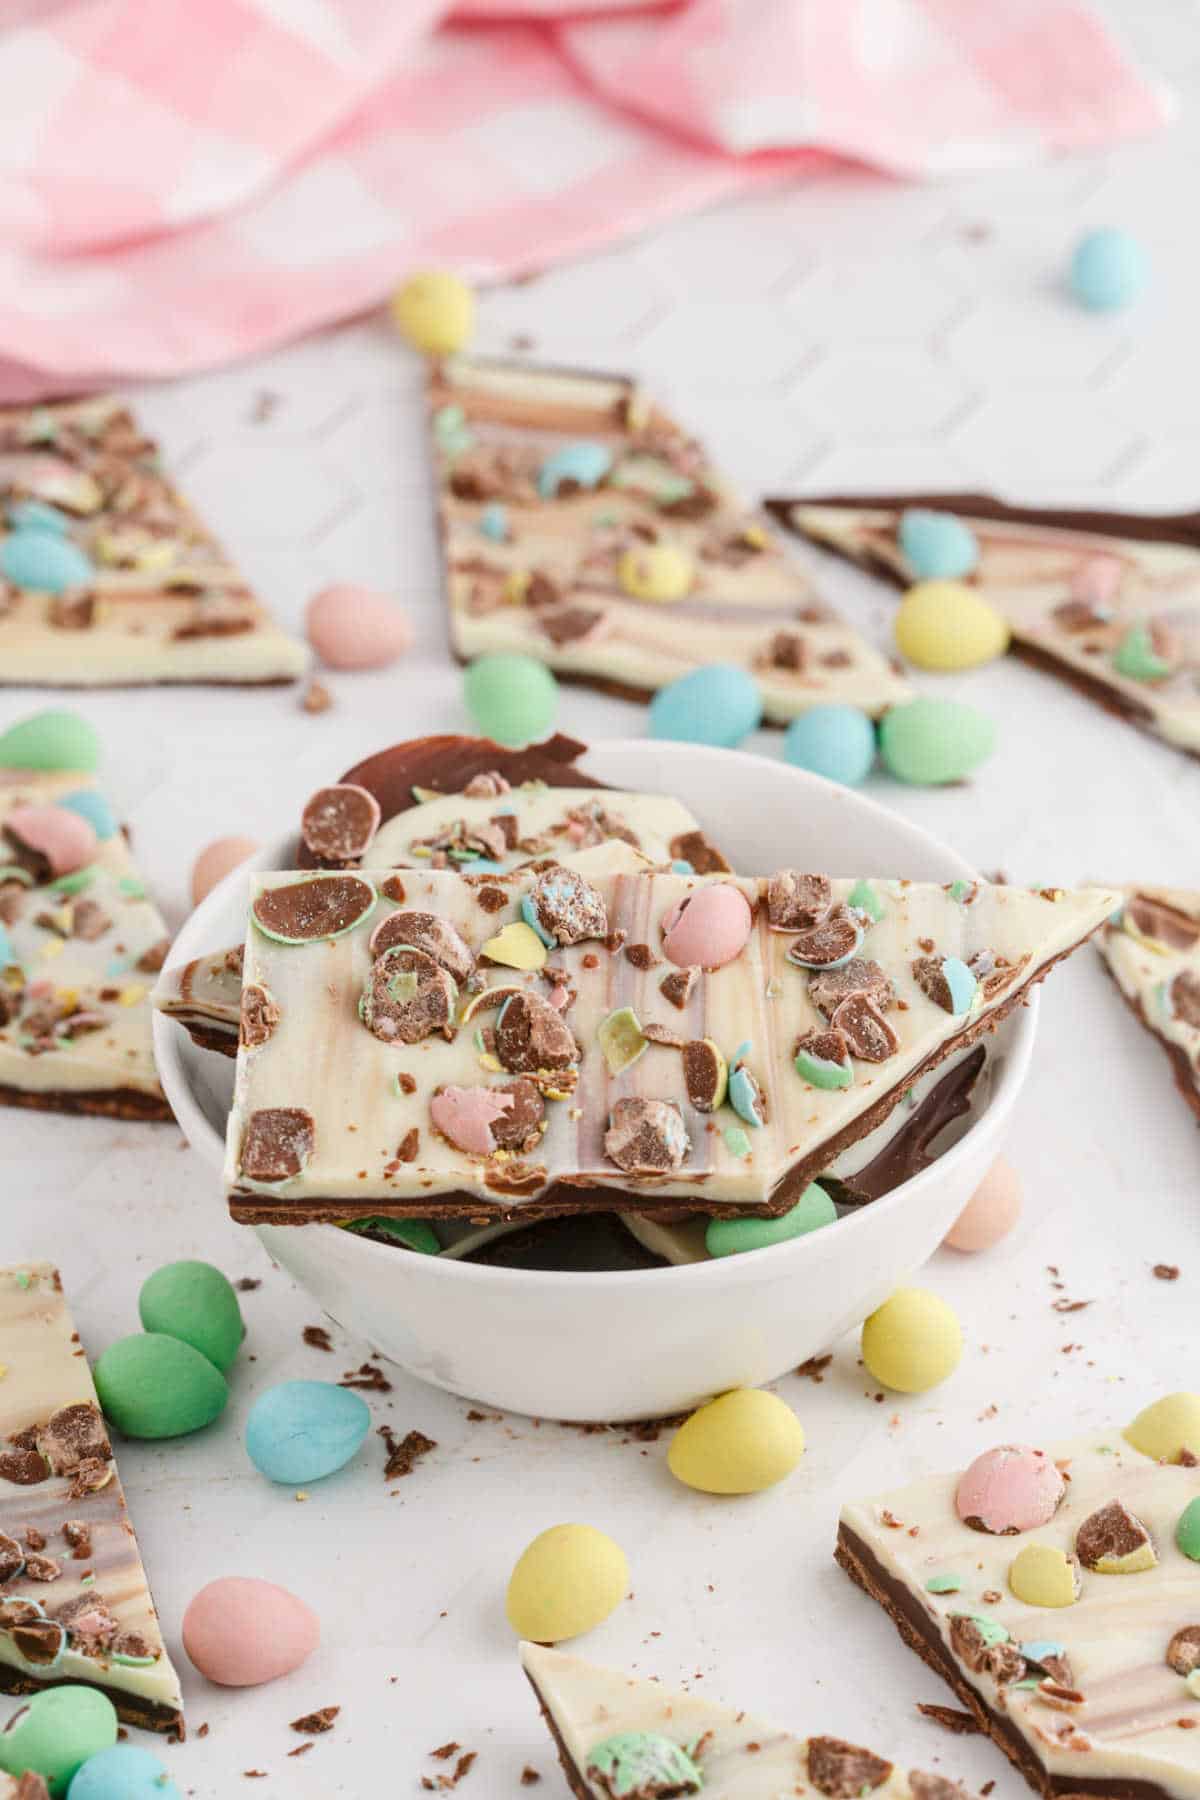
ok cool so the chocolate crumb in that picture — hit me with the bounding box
[430,1744,460,1762]
[291,1705,340,1734]
[235,1278,261,1292]
[302,1325,334,1352]
[1154,1263,1181,1281]
[301,680,333,715]
[520,1769,541,1786]
[796,1354,833,1383]
[981,1785,995,1796]
[1052,1299,1091,1313]
[381,1426,437,1480]
[287,1744,314,1757]
[397,1127,420,1162]
[340,1363,393,1393]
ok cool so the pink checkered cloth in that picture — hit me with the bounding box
[0,0,1167,394]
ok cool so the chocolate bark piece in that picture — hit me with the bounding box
[524,867,607,947]
[361,947,457,1045]
[240,982,281,1048]
[830,992,899,1062]
[807,1736,893,1797]
[300,783,382,863]
[767,870,833,932]
[494,992,577,1074]
[369,910,476,984]
[605,1098,688,1174]
[252,873,375,942]
[807,957,894,1021]
[240,1108,315,1182]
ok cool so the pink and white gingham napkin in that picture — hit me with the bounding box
[0,0,1168,394]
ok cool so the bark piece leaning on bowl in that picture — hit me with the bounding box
[1097,884,1200,1127]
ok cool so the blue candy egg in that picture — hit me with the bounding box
[68,1744,182,1800]
[7,500,69,536]
[783,705,876,786]
[58,789,117,841]
[478,502,509,542]
[649,664,762,748]
[898,509,978,580]
[245,1380,370,1485]
[0,529,92,595]
[1069,229,1148,312]
[537,441,613,499]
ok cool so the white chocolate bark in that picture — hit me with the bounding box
[0,395,307,687]
[224,866,1116,1221]
[522,1643,978,1798]
[0,771,168,1110]
[433,358,909,723]
[840,1428,1200,1798]
[0,1264,184,1730]
[1098,887,1200,1111]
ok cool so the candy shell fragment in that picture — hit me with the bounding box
[481,921,547,971]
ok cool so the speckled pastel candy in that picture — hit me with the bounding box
[878,698,995,786]
[138,1261,245,1374]
[861,1288,962,1394]
[1125,1392,1200,1464]
[955,1444,1065,1534]
[306,583,410,670]
[898,509,979,580]
[661,883,752,969]
[0,528,91,595]
[0,711,102,773]
[667,1388,805,1494]
[4,805,97,878]
[390,270,475,354]
[782,705,875,786]
[1008,1543,1080,1609]
[67,1745,182,1800]
[705,1181,836,1257]
[617,543,693,603]
[894,581,1009,672]
[0,1688,117,1797]
[1070,229,1148,312]
[943,1157,1022,1252]
[506,1524,629,1642]
[464,653,558,747]
[586,1735,702,1798]
[57,789,116,841]
[191,835,260,907]
[538,442,612,499]
[245,1380,370,1484]
[649,663,762,748]
[94,1333,228,1439]
[182,1576,319,1687]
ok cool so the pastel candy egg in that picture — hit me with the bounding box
[464,654,558,747]
[1125,1392,1200,1464]
[1072,554,1123,609]
[894,581,1009,672]
[878,698,995,786]
[505,1523,629,1642]
[538,442,613,499]
[0,1688,117,1797]
[943,1157,1022,1252]
[431,1085,518,1155]
[1175,1497,1200,1562]
[94,1333,228,1439]
[191,835,259,907]
[898,509,979,580]
[1008,1543,1080,1609]
[861,1288,962,1394]
[138,1261,245,1374]
[0,529,91,595]
[57,789,116,841]
[955,1444,1065,1534]
[667,1388,805,1494]
[0,710,101,773]
[67,1745,182,1800]
[306,583,410,670]
[182,1576,319,1687]
[617,544,693,603]
[661,884,752,969]
[390,270,475,355]
[4,805,96,878]
[245,1380,370,1484]
[649,664,762,748]
[705,1181,836,1257]
[783,705,876,786]
[1070,229,1148,312]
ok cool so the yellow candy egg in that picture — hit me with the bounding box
[1008,1543,1081,1609]
[505,1523,629,1643]
[861,1288,962,1394]
[1125,1392,1200,1464]
[894,581,1010,672]
[390,270,475,356]
[667,1388,805,1495]
[617,544,693,603]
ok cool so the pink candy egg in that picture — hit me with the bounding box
[1070,554,1123,609]
[943,1156,1022,1252]
[191,836,260,907]
[306,584,411,671]
[182,1576,319,1687]
[662,884,752,969]
[6,803,97,877]
[431,1084,514,1155]
[955,1444,1065,1535]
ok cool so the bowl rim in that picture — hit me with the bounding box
[157,735,1037,1289]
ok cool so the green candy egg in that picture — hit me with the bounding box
[1176,1496,1200,1562]
[94,1333,228,1439]
[138,1261,245,1374]
[879,698,995,786]
[706,1181,836,1257]
[0,1687,118,1796]
[0,710,102,773]
[464,654,558,748]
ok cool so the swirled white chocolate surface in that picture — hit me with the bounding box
[432,357,909,723]
[223,864,1116,1224]
[1098,887,1200,1125]
[0,1264,184,1734]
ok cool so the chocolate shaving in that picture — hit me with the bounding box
[291,1706,340,1734]
[1154,1263,1181,1280]
[302,1325,334,1352]
[380,1427,437,1481]
[340,1363,392,1393]
[916,1704,982,1736]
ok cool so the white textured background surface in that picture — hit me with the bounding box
[7,6,1200,1791]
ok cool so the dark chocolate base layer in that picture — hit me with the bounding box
[836,1523,1168,1800]
[166,1015,239,1059]
[823,1045,984,1208]
[524,1667,594,1800]
[0,1081,172,1122]
[1098,949,1200,1128]
[0,1662,184,1739]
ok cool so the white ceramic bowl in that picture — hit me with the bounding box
[155,739,1035,1421]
